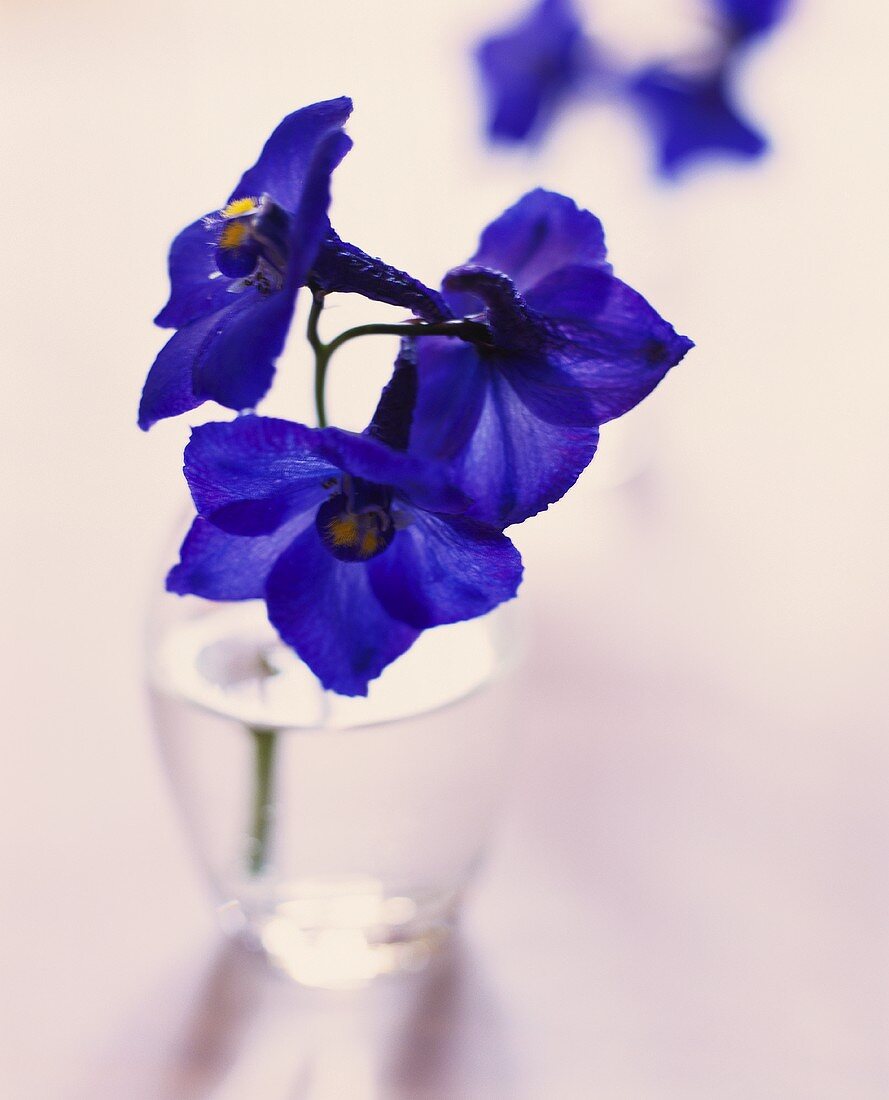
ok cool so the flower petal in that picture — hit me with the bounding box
[313,426,470,515]
[166,514,311,600]
[266,526,419,696]
[189,284,299,412]
[405,338,489,463]
[138,322,206,430]
[142,285,300,427]
[183,416,336,534]
[369,512,523,629]
[524,264,694,423]
[154,216,237,330]
[453,190,609,302]
[185,413,468,533]
[476,0,587,143]
[227,98,353,213]
[631,63,766,178]
[412,339,599,527]
[311,229,452,321]
[367,341,418,452]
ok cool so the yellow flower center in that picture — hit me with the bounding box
[219,220,249,250]
[326,513,384,559]
[220,196,260,220]
[327,514,359,548]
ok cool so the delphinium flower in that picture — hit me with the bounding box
[139,98,354,429]
[167,351,523,697]
[475,0,596,143]
[406,189,693,526]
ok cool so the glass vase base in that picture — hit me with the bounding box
[219,876,458,989]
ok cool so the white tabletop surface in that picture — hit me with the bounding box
[2,1,888,1096]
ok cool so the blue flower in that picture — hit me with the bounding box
[476,0,591,143]
[139,98,353,430]
[715,0,790,44]
[166,357,523,696]
[630,61,766,178]
[406,189,693,528]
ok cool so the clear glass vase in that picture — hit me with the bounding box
[147,581,522,989]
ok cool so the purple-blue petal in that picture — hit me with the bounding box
[446,254,692,426]
[189,283,299,412]
[368,512,523,630]
[227,98,353,213]
[367,342,418,452]
[631,63,766,178]
[312,427,470,515]
[524,265,694,422]
[154,216,237,330]
[265,526,419,696]
[141,290,289,429]
[402,338,487,463]
[412,339,600,527]
[476,0,588,143]
[449,190,609,308]
[166,514,311,601]
[185,413,468,529]
[418,284,597,431]
[183,416,336,534]
[312,229,453,322]
[138,323,206,430]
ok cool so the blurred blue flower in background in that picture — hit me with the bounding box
[716,0,791,44]
[473,0,791,176]
[476,0,595,143]
[630,61,766,177]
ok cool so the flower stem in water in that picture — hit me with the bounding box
[248,725,277,876]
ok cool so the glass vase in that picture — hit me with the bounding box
[147,583,522,989]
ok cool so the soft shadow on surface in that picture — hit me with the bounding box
[82,932,514,1100]
[155,938,267,1100]
[380,936,515,1100]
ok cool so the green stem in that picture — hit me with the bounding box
[306,290,488,429]
[248,725,277,876]
[323,318,489,359]
[307,290,330,428]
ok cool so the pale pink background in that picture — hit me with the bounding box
[1,1,888,1096]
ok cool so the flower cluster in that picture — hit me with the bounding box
[140,99,692,695]
[476,0,791,176]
